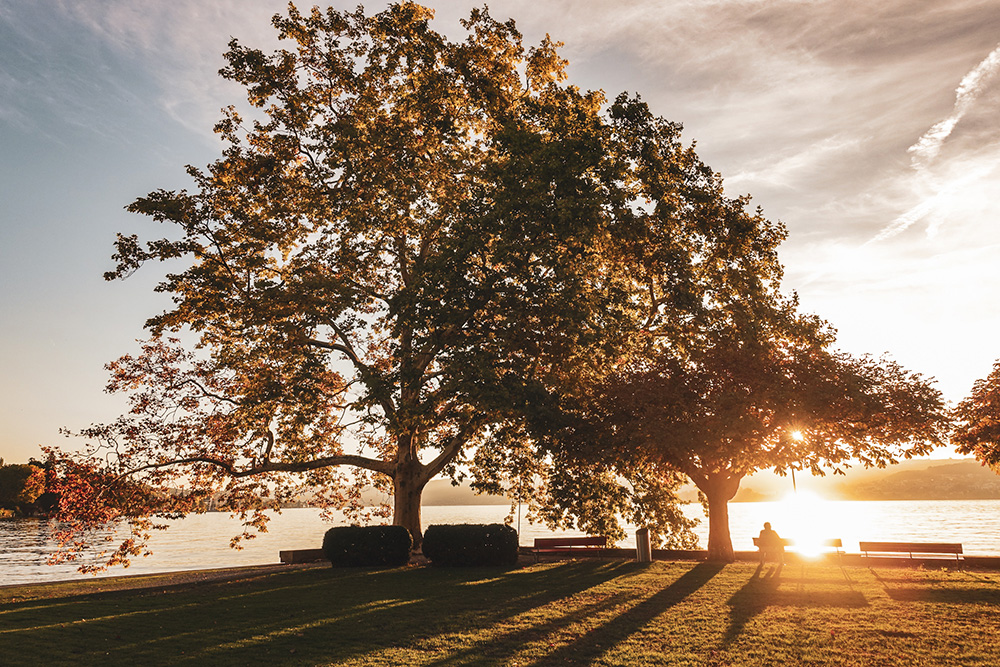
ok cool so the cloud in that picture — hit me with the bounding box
[867,198,937,244]
[0,3,156,145]
[869,42,1000,242]
[49,0,286,141]
[725,135,863,191]
[870,152,1000,243]
[908,43,1000,169]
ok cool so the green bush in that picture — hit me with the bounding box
[422,523,519,567]
[322,525,412,567]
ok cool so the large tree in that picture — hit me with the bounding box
[953,359,1000,469]
[0,462,46,514]
[560,284,949,561]
[46,2,760,567]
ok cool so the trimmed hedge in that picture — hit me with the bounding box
[322,525,412,567]
[422,523,519,567]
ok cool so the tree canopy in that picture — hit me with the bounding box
[0,463,46,509]
[554,287,949,561]
[953,359,1000,469]
[44,1,774,567]
[44,2,950,570]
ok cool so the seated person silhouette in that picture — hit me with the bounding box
[757,522,785,564]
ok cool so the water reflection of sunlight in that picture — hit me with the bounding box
[777,490,829,559]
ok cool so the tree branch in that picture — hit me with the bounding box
[305,333,398,419]
[168,378,240,406]
[120,452,395,480]
[422,419,481,482]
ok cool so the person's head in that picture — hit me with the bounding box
[763,522,771,530]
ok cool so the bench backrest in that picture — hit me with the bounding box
[752,537,794,547]
[752,537,840,548]
[534,536,606,549]
[859,541,963,555]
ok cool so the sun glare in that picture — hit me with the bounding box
[790,430,804,442]
[779,489,829,559]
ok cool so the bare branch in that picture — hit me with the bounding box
[168,378,240,406]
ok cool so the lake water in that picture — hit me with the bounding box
[4,498,1000,585]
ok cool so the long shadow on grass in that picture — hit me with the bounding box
[532,562,726,666]
[870,570,1000,606]
[0,567,320,617]
[181,560,640,665]
[0,561,642,667]
[885,587,1000,604]
[724,563,867,647]
[422,562,724,666]
[422,585,643,666]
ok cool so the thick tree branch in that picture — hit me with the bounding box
[258,429,275,463]
[120,452,395,480]
[305,333,398,419]
[423,419,481,482]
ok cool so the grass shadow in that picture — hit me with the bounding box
[724,562,867,646]
[882,586,1000,605]
[536,561,726,665]
[868,568,1000,605]
[422,587,639,666]
[182,560,643,665]
[2,560,641,666]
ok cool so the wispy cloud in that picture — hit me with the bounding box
[869,156,1000,243]
[870,42,1000,242]
[52,0,285,141]
[908,43,1000,169]
[868,198,937,244]
[725,135,862,191]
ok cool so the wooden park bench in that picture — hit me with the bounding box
[859,541,963,562]
[279,548,326,564]
[753,538,843,563]
[752,536,794,549]
[532,536,607,562]
[821,538,844,553]
[752,537,842,551]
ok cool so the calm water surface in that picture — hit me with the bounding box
[3,499,999,585]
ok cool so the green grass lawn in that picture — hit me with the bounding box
[2,559,999,666]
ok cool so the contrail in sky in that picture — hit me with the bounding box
[908,43,1000,169]
[871,43,1000,242]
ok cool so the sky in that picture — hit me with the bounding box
[2,0,1000,465]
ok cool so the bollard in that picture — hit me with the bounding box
[635,527,652,563]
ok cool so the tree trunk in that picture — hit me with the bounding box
[388,425,471,552]
[392,467,427,551]
[701,472,743,563]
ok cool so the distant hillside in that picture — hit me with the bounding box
[731,458,1000,502]
[354,479,510,507]
[426,460,1000,505]
[421,479,510,506]
[345,459,1000,507]
[837,460,1000,500]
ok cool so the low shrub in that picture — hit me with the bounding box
[322,525,412,567]
[422,523,519,567]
